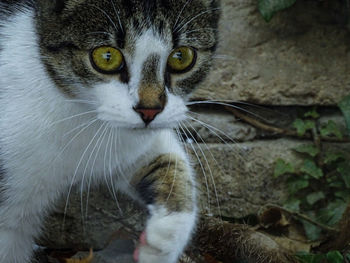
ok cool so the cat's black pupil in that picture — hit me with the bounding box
[174,51,183,61]
[103,51,112,61]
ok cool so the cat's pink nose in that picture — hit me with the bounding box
[134,107,163,125]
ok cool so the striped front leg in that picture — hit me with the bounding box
[132,154,196,263]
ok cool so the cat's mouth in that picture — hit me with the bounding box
[103,117,180,130]
[125,121,180,130]
[133,107,163,126]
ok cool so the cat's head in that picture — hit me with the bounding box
[36,0,220,129]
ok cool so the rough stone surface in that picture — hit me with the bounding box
[189,140,299,218]
[40,191,146,251]
[192,0,350,105]
[186,107,347,143]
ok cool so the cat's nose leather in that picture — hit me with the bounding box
[134,107,163,125]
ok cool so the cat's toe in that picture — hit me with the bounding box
[134,229,179,263]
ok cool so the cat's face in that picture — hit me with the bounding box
[36,0,219,129]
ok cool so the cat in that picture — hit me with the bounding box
[0,0,219,262]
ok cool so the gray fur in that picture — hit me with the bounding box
[33,0,220,95]
[0,0,219,95]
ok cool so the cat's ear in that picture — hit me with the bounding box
[36,0,66,15]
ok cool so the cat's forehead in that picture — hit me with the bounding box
[37,0,219,51]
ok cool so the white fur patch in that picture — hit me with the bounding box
[139,206,197,263]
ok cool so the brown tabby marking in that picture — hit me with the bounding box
[133,154,194,212]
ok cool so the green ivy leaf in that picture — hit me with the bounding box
[258,0,297,22]
[338,94,350,135]
[329,181,346,188]
[304,108,320,119]
[284,198,301,212]
[306,191,325,205]
[324,152,345,165]
[295,251,325,263]
[300,160,323,179]
[287,176,309,195]
[293,119,315,136]
[337,162,350,188]
[318,200,347,226]
[320,120,343,139]
[274,158,295,177]
[335,190,350,201]
[326,251,344,263]
[301,219,322,241]
[294,144,320,157]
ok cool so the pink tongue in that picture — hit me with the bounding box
[133,231,147,262]
[140,231,147,245]
[133,247,140,262]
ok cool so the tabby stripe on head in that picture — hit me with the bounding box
[141,54,161,83]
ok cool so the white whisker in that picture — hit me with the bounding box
[64,99,98,106]
[80,122,107,221]
[85,123,110,217]
[114,128,130,189]
[184,27,218,35]
[109,128,122,212]
[190,99,288,117]
[187,100,269,122]
[111,0,124,33]
[103,127,117,200]
[54,118,99,164]
[88,4,120,34]
[178,123,211,212]
[166,147,178,203]
[175,8,220,33]
[63,118,97,137]
[48,110,97,128]
[174,37,201,42]
[173,0,193,31]
[182,119,222,217]
[186,114,246,162]
[159,132,173,186]
[212,54,235,61]
[64,121,105,227]
[84,31,113,37]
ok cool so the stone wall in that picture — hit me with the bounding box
[193,0,350,105]
[40,0,350,262]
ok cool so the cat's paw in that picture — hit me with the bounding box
[133,208,196,263]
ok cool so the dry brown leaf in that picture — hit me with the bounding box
[259,207,290,230]
[270,236,311,253]
[63,248,93,263]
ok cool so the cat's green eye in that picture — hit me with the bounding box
[167,47,196,73]
[90,46,124,74]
